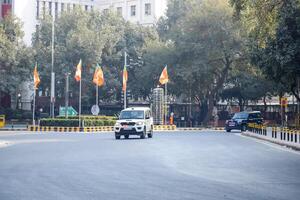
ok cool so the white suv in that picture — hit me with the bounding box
[114,107,154,139]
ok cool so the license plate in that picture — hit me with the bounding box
[123,126,132,130]
[229,122,235,127]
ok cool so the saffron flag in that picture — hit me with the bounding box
[75,59,82,82]
[159,66,169,85]
[93,64,104,87]
[122,65,128,92]
[33,63,40,89]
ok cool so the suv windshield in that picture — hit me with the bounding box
[232,112,248,119]
[119,111,144,120]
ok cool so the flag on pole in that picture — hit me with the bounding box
[33,63,40,89]
[93,64,104,87]
[159,65,169,85]
[75,59,82,82]
[122,65,128,91]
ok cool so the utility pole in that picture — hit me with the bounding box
[124,51,127,109]
[50,5,55,118]
[65,73,70,119]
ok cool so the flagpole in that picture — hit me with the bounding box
[124,51,127,109]
[33,88,36,126]
[165,82,167,125]
[96,85,99,106]
[79,78,82,127]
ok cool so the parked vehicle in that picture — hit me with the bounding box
[114,107,153,139]
[225,111,263,132]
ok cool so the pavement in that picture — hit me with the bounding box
[0,130,300,200]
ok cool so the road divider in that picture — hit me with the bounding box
[245,123,300,150]
[28,125,177,132]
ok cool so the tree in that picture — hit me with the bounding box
[159,0,244,125]
[32,8,158,110]
[0,14,33,99]
[230,0,300,102]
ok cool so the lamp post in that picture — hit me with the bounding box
[50,5,56,118]
[65,72,70,118]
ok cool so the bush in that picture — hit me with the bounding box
[40,119,80,127]
[40,118,116,127]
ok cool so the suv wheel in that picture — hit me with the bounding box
[148,126,153,138]
[140,127,146,139]
[115,135,121,140]
[125,135,129,139]
[226,129,231,132]
[241,124,247,132]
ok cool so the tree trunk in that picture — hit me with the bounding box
[203,56,232,125]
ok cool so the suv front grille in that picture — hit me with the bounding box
[121,122,136,126]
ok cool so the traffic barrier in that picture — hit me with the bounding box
[0,115,5,128]
[153,125,176,131]
[246,124,300,148]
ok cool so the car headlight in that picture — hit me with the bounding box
[136,122,144,126]
[115,122,121,126]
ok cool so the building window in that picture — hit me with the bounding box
[67,3,70,12]
[130,5,136,16]
[103,9,108,14]
[36,0,40,19]
[3,0,12,4]
[145,3,151,15]
[73,4,76,10]
[61,3,64,12]
[91,6,93,11]
[85,5,88,11]
[55,2,58,18]
[42,1,46,18]
[117,7,122,16]
[49,2,52,16]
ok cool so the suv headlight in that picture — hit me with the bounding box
[136,122,144,126]
[115,122,121,126]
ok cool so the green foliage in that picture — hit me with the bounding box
[0,14,33,94]
[33,8,158,105]
[157,0,244,124]
[40,118,80,127]
[230,0,300,101]
[40,116,116,127]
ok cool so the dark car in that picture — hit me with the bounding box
[225,111,263,132]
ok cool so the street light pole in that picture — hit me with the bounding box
[124,51,127,109]
[50,6,55,118]
[65,73,70,119]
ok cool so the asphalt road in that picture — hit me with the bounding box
[0,131,300,200]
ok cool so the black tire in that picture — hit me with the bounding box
[226,129,231,132]
[125,135,129,139]
[140,127,146,139]
[241,124,247,132]
[115,135,121,140]
[148,126,153,138]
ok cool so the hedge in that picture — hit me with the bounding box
[39,117,116,127]
[56,115,118,120]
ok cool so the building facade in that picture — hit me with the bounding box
[1,0,167,46]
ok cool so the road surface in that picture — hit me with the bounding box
[0,131,299,200]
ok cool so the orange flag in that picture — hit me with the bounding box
[159,66,169,85]
[75,59,82,82]
[93,64,104,87]
[33,63,40,89]
[122,65,128,91]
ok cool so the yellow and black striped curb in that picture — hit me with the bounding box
[28,126,82,132]
[28,125,177,132]
[154,125,176,131]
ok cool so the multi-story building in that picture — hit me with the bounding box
[1,0,167,46]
